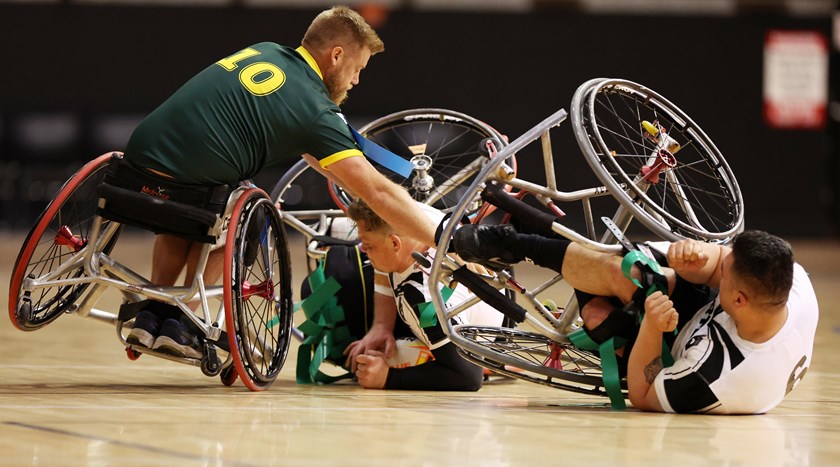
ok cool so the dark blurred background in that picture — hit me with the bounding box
[1,0,838,236]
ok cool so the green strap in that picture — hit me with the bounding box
[569,328,627,410]
[622,249,676,365]
[417,286,454,328]
[621,250,665,294]
[293,265,355,384]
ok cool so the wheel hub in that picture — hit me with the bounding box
[410,155,435,194]
[641,148,677,184]
[55,225,87,252]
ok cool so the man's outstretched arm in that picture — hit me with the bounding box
[326,156,436,247]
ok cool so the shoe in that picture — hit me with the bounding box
[152,318,203,359]
[126,310,161,348]
[452,224,524,269]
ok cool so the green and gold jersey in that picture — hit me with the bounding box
[126,42,362,185]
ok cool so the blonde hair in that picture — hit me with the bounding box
[347,197,391,234]
[302,6,385,55]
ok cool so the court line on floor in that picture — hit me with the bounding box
[2,421,262,467]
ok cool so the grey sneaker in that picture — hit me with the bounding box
[452,224,524,269]
[126,310,161,348]
[152,318,203,359]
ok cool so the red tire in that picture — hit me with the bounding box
[223,189,293,391]
[9,153,121,331]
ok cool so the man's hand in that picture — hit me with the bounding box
[644,291,679,333]
[356,350,389,389]
[667,239,709,272]
[343,325,396,373]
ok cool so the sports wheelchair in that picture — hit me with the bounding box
[8,153,294,391]
[271,78,743,404]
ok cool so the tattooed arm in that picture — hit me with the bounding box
[628,292,678,411]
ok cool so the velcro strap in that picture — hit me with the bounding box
[569,329,627,410]
[417,286,455,328]
[349,125,414,178]
[622,250,668,299]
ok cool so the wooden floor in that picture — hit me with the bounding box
[2,231,840,466]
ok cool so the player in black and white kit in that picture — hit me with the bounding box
[344,199,503,391]
[452,225,818,414]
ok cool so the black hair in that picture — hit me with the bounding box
[731,230,794,306]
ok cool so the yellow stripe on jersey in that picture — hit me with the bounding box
[295,46,323,80]
[320,149,363,169]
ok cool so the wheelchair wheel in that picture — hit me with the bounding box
[270,109,513,214]
[9,153,121,331]
[224,188,293,391]
[571,78,744,243]
[455,326,623,398]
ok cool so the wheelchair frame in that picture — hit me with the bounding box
[271,78,744,399]
[426,78,743,398]
[9,153,294,391]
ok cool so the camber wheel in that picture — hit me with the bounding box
[224,189,293,391]
[571,78,743,243]
[270,109,514,215]
[455,325,622,398]
[9,153,122,331]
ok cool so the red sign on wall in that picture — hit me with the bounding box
[763,30,828,130]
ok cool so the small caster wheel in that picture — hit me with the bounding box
[15,294,33,328]
[220,366,238,386]
[200,344,221,377]
[126,347,142,360]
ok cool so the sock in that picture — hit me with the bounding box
[511,234,571,272]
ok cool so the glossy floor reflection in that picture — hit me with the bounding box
[2,232,839,466]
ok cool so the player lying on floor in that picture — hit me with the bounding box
[451,224,818,414]
[342,199,504,390]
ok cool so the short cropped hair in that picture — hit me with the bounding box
[347,198,390,234]
[303,6,385,55]
[731,230,794,306]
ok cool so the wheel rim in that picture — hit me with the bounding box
[573,79,743,242]
[455,326,615,390]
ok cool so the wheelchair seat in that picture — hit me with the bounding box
[96,154,233,243]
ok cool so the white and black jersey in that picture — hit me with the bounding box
[375,256,502,350]
[654,264,818,414]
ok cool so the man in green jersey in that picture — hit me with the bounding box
[125,6,437,358]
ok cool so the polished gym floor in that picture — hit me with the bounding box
[2,231,839,466]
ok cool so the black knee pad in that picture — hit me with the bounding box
[584,305,639,345]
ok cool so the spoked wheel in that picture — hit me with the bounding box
[354,109,513,214]
[9,153,122,331]
[224,188,293,391]
[269,109,513,215]
[455,326,622,398]
[571,78,743,243]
